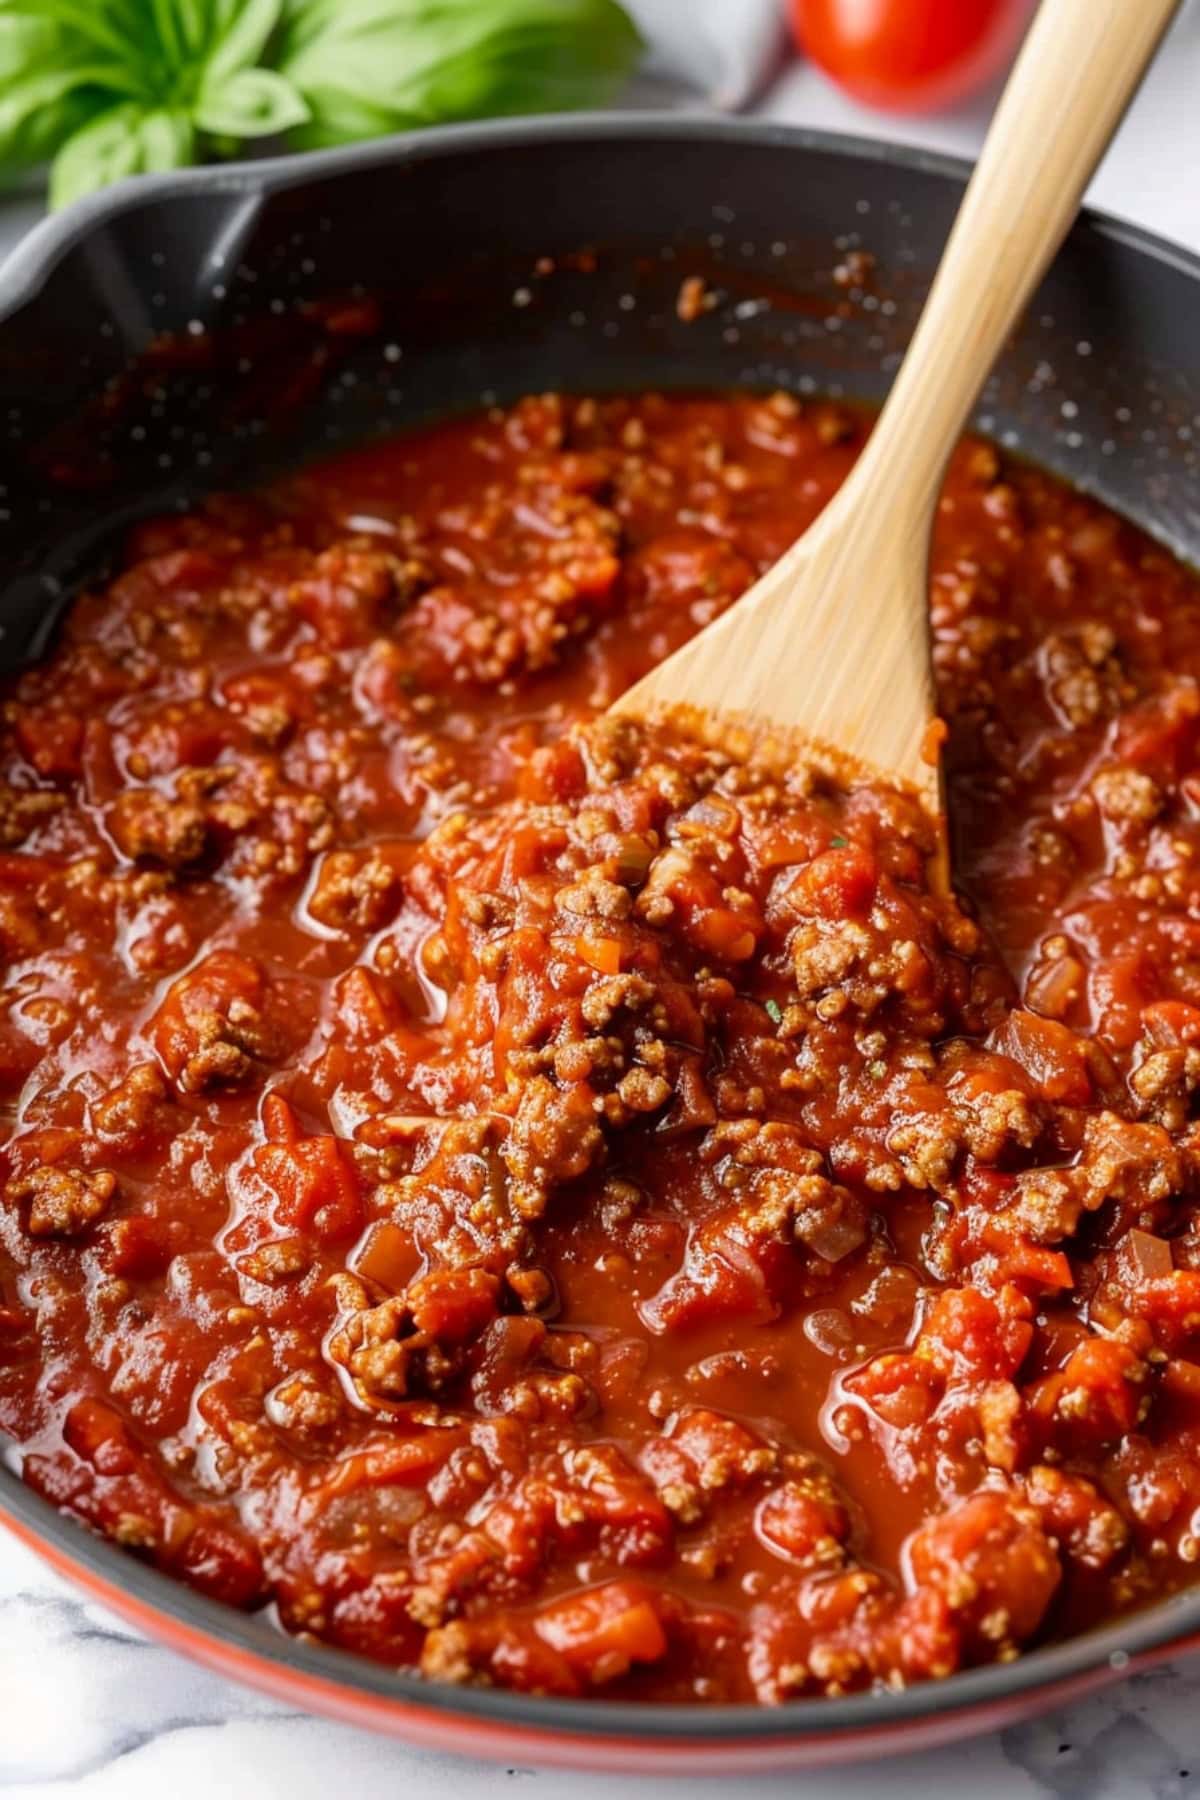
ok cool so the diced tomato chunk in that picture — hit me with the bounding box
[1027,1337,1145,1447]
[253,1099,361,1240]
[990,1010,1094,1104]
[14,707,85,778]
[95,1215,172,1280]
[533,1580,669,1679]
[756,1479,848,1565]
[906,1491,1060,1648]
[406,1267,500,1343]
[789,844,878,919]
[916,1287,1033,1382]
[309,1428,465,1504]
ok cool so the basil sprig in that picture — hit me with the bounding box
[0,0,642,209]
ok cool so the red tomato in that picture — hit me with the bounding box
[790,0,1034,114]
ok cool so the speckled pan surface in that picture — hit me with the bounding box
[1,116,1199,1769]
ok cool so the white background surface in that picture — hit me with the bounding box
[3,11,1200,1798]
[758,5,1200,255]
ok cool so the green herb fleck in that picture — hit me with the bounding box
[765,998,783,1025]
[830,835,848,849]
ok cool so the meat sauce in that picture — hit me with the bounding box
[3,388,1200,1704]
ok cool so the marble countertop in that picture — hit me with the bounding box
[4,15,1200,1798]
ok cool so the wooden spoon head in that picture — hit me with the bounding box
[611,515,943,825]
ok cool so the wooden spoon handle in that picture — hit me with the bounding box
[831,0,1180,535]
[614,0,1179,813]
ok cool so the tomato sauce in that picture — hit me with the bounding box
[3,388,1200,1703]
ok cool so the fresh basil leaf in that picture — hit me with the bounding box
[147,0,181,65]
[277,87,399,147]
[171,0,217,59]
[49,106,146,207]
[0,0,142,67]
[0,65,105,173]
[0,8,56,78]
[195,66,308,138]
[0,15,129,171]
[137,106,197,169]
[200,0,282,84]
[50,102,194,208]
[277,0,641,150]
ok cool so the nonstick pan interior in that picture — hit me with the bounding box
[1,118,1197,673]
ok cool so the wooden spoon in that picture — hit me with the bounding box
[613,0,1180,819]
